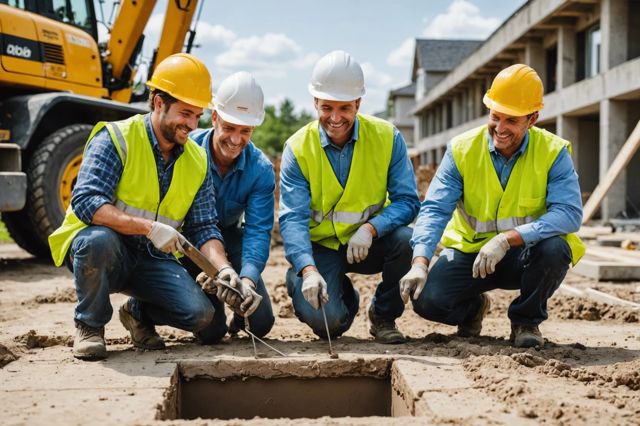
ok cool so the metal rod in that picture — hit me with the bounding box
[320,302,334,356]
[241,328,288,357]
[246,317,258,358]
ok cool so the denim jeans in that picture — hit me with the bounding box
[182,224,275,342]
[412,236,572,327]
[67,226,214,332]
[286,226,413,338]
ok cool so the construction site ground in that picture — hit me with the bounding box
[1,241,639,425]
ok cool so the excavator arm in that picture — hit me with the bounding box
[104,0,199,102]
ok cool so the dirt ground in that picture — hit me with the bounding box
[1,241,639,425]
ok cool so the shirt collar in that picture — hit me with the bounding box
[487,128,530,158]
[205,128,248,174]
[318,116,360,148]
[144,113,184,156]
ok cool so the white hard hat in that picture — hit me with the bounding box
[212,71,265,126]
[308,50,366,101]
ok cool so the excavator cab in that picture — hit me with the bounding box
[0,0,202,257]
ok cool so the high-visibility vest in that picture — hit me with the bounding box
[48,114,207,266]
[441,125,585,266]
[286,114,393,250]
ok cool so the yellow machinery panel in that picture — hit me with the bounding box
[0,5,44,80]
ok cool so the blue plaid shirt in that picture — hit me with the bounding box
[71,114,222,254]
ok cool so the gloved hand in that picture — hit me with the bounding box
[301,270,329,310]
[147,221,186,253]
[221,277,263,317]
[347,225,373,264]
[196,271,216,294]
[399,263,429,304]
[472,233,510,279]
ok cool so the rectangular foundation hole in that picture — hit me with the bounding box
[180,376,391,419]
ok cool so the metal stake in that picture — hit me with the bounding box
[246,316,258,358]
[241,327,288,357]
[320,302,337,357]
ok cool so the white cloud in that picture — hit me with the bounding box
[361,62,393,88]
[195,22,237,46]
[213,33,319,80]
[387,37,415,68]
[422,0,500,39]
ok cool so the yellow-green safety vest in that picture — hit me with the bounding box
[440,125,585,266]
[286,114,393,250]
[48,114,208,266]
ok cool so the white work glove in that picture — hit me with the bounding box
[301,270,329,310]
[399,263,429,304]
[472,233,510,279]
[347,225,373,264]
[147,221,186,253]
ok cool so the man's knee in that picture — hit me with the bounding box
[71,226,123,267]
[184,301,215,332]
[412,285,452,323]
[529,236,571,268]
[247,313,275,338]
[387,226,413,256]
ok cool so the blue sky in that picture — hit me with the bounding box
[98,0,526,114]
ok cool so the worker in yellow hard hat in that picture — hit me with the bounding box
[400,64,585,348]
[49,53,259,360]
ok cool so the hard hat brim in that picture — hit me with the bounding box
[215,107,264,127]
[482,94,543,117]
[147,81,211,109]
[308,84,365,102]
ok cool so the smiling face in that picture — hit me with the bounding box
[487,109,538,159]
[154,96,203,146]
[314,97,361,146]
[211,111,254,167]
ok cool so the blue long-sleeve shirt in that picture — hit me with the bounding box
[71,114,222,254]
[411,129,583,261]
[279,117,420,273]
[190,128,275,284]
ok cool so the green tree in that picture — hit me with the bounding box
[251,99,313,156]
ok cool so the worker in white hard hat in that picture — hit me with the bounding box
[279,50,420,343]
[400,64,585,348]
[186,71,275,341]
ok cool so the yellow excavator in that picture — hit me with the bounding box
[0,0,202,257]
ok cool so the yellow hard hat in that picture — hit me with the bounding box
[483,64,544,116]
[146,53,212,109]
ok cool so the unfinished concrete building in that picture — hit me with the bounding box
[412,0,640,223]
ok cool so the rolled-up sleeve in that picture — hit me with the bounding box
[240,160,275,283]
[181,171,223,249]
[278,144,315,273]
[71,128,122,224]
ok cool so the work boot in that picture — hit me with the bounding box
[367,302,406,344]
[118,303,165,350]
[457,293,491,337]
[73,322,107,360]
[510,324,544,348]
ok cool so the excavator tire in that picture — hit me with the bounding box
[16,124,92,258]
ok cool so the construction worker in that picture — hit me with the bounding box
[279,50,420,343]
[400,64,585,348]
[49,54,260,360]
[187,72,275,340]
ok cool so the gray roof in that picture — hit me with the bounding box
[389,82,416,97]
[412,39,482,79]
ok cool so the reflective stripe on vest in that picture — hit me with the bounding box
[48,114,207,266]
[114,200,182,229]
[287,114,394,250]
[311,199,386,226]
[440,125,585,266]
[456,200,536,233]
